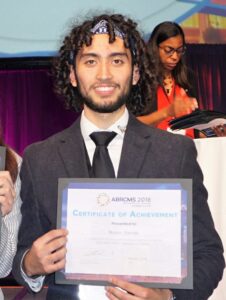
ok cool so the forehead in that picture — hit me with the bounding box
[77,34,132,58]
[160,35,184,47]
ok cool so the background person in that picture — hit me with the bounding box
[0,135,22,299]
[137,21,198,138]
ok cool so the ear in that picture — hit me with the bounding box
[132,65,140,85]
[69,66,77,87]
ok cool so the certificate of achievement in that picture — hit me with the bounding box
[56,178,192,289]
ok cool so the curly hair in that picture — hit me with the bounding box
[148,21,193,92]
[53,13,157,116]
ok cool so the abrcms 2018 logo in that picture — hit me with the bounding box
[97,193,111,206]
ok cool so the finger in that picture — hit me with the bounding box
[192,98,198,109]
[0,192,14,216]
[45,249,67,273]
[105,288,120,300]
[109,277,150,298]
[32,230,68,258]
[0,171,14,189]
[179,87,186,97]
[106,286,133,300]
[0,197,13,216]
[47,236,68,255]
[39,228,68,245]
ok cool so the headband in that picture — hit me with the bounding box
[90,19,125,39]
[69,19,136,64]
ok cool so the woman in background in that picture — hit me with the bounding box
[0,135,21,299]
[137,21,198,138]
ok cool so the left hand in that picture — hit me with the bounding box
[212,124,226,137]
[0,171,16,216]
[105,277,172,300]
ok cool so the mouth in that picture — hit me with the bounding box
[166,63,177,69]
[93,84,118,96]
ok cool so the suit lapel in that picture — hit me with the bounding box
[118,115,153,178]
[55,114,153,179]
[57,118,90,178]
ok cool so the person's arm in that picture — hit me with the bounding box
[137,89,198,127]
[0,169,22,278]
[137,106,173,127]
[12,148,68,292]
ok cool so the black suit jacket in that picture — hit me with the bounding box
[12,114,225,300]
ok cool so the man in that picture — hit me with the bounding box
[12,14,224,300]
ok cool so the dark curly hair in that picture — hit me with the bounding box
[147,21,193,91]
[53,13,157,116]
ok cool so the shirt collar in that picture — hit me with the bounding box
[80,108,129,141]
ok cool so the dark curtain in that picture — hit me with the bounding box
[186,44,226,112]
[0,68,78,155]
[0,44,226,155]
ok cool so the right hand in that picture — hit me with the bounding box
[167,88,198,118]
[0,171,16,216]
[23,229,68,277]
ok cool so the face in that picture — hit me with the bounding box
[70,34,140,114]
[158,35,184,72]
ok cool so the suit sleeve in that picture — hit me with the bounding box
[12,147,49,291]
[173,138,225,300]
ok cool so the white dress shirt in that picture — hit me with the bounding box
[81,108,129,176]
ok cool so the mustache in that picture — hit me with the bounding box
[91,81,120,89]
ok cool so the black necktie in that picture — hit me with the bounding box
[90,131,117,178]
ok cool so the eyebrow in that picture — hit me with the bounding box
[79,52,130,59]
[165,45,184,49]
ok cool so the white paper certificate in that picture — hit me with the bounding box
[56,179,192,289]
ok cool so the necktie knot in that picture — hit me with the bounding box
[90,131,117,147]
[89,131,117,178]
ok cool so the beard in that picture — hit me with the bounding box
[76,80,133,114]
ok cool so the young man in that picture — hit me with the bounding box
[12,14,224,300]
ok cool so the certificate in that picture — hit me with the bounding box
[56,178,192,289]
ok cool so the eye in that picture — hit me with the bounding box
[112,58,124,65]
[164,47,174,55]
[84,59,96,66]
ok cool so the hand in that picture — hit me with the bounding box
[0,171,16,216]
[23,229,68,277]
[167,88,198,118]
[212,124,226,137]
[105,277,173,300]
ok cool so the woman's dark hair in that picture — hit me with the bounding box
[0,135,18,183]
[53,13,157,116]
[148,21,193,91]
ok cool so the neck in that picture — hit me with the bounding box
[83,105,126,129]
[163,70,172,78]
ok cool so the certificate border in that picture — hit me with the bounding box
[56,178,193,289]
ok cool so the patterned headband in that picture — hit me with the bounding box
[90,19,125,39]
[69,19,136,64]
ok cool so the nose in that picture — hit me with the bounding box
[170,51,180,61]
[96,61,112,81]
